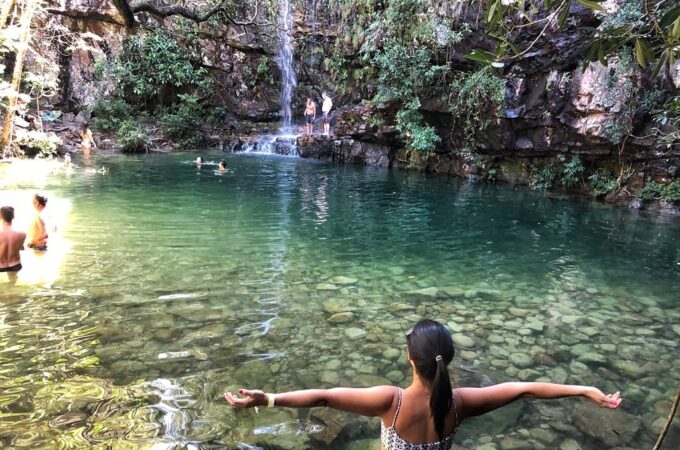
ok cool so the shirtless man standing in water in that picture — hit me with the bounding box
[0,206,26,285]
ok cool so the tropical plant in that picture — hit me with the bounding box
[104,28,212,109]
[469,0,680,78]
[160,94,205,148]
[117,120,150,153]
[448,67,505,147]
[358,0,466,152]
[92,98,133,132]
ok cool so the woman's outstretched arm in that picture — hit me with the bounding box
[457,382,621,419]
[225,386,395,417]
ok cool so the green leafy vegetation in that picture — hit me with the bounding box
[529,163,559,191]
[105,28,212,108]
[92,99,133,133]
[651,95,680,149]
[160,94,205,148]
[560,154,586,188]
[470,0,680,78]
[639,180,680,202]
[14,130,62,157]
[448,67,505,148]
[92,26,213,148]
[117,120,151,154]
[601,50,637,144]
[587,170,619,197]
[357,0,465,152]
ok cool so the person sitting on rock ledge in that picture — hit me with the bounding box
[225,319,621,450]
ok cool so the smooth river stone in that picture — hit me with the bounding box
[525,321,544,332]
[328,312,354,323]
[572,402,640,446]
[440,287,464,298]
[509,353,533,368]
[446,321,464,333]
[452,333,475,348]
[560,439,582,450]
[386,370,404,383]
[316,283,339,291]
[345,328,367,340]
[407,287,439,298]
[323,300,354,313]
[324,359,342,371]
[330,276,358,285]
[387,266,406,276]
[383,348,400,360]
[508,307,530,317]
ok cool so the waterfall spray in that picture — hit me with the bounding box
[277,0,297,133]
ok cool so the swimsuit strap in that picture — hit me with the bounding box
[391,387,403,428]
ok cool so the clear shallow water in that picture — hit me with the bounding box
[0,153,678,449]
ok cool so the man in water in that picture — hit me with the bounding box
[27,194,48,252]
[321,92,333,137]
[304,98,316,137]
[0,206,26,285]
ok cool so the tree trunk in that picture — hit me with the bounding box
[0,0,40,153]
[0,0,15,29]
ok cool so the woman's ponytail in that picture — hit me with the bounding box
[406,320,456,445]
[430,356,453,443]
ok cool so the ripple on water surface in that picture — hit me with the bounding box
[0,153,679,449]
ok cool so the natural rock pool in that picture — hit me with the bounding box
[1,153,678,449]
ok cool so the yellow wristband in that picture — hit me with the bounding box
[267,394,276,408]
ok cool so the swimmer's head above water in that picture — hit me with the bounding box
[218,160,227,170]
[196,156,204,164]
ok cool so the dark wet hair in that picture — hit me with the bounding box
[0,206,14,223]
[34,194,47,207]
[81,122,89,130]
[406,319,455,442]
[219,160,226,167]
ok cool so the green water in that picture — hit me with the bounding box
[0,153,678,449]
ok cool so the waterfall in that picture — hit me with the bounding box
[277,0,297,132]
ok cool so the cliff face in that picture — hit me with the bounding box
[31,0,679,210]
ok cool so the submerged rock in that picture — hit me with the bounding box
[328,312,355,323]
[330,276,358,285]
[406,287,439,298]
[345,328,367,340]
[572,403,641,446]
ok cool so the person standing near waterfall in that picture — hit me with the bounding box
[304,98,316,137]
[322,92,333,137]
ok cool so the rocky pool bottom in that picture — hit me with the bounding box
[0,154,678,449]
[2,274,678,449]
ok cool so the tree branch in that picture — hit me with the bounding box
[129,0,263,26]
[44,8,125,27]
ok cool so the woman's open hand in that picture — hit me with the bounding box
[586,387,622,409]
[224,389,268,408]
